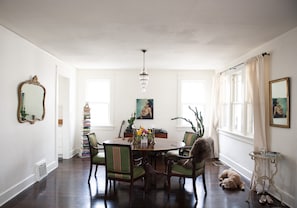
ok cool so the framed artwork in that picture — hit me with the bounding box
[136,99,154,119]
[269,77,290,128]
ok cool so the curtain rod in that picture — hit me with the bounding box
[219,62,244,75]
[219,52,270,75]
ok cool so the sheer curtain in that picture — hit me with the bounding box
[210,54,270,158]
[209,74,221,158]
[246,55,270,152]
[246,54,270,192]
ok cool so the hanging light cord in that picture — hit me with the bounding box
[142,49,147,74]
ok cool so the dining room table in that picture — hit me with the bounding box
[103,137,185,155]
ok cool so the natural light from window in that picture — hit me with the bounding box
[180,80,206,127]
[85,79,111,126]
[220,65,254,137]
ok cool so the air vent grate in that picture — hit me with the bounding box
[35,160,47,181]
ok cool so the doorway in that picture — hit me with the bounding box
[57,75,70,159]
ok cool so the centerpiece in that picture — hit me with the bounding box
[133,126,155,146]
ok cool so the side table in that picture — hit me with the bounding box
[248,151,282,205]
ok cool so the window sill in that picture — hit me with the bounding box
[218,129,253,144]
[175,126,195,132]
[91,125,114,131]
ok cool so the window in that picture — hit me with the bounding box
[231,72,243,132]
[220,65,253,136]
[179,80,206,127]
[85,79,111,126]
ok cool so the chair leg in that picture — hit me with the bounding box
[109,179,112,190]
[192,177,198,201]
[167,175,171,199]
[202,172,207,195]
[88,164,93,183]
[94,165,98,178]
[178,177,185,188]
[113,180,116,193]
[105,178,108,197]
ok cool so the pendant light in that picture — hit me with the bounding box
[139,49,149,92]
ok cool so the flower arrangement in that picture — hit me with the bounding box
[133,126,155,145]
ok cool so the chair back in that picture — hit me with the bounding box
[183,132,199,146]
[104,143,133,179]
[191,138,211,164]
[87,132,99,156]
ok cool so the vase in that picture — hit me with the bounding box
[141,135,148,147]
[133,135,141,145]
[148,133,155,145]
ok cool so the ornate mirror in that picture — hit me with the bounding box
[17,76,46,124]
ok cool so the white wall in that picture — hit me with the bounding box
[2,19,296,207]
[219,27,297,207]
[0,26,77,206]
[76,69,214,145]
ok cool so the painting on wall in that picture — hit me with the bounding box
[269,77,290,128]
[136,99,154,119]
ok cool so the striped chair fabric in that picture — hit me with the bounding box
[103,143,146,202]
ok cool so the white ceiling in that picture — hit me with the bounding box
[0,0,297,70]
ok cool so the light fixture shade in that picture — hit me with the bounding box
[139,49,149,92]
[139,72,149,92]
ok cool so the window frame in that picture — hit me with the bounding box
[85,78,113,127]
[177,79,207,129]
[220,65,253,137]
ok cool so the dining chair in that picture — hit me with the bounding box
[103,143,146,202]
[180,131,200,156]
[165,131,199,169]
[86,132,105,184]
[166,137,211,201]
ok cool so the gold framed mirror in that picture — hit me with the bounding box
[269,77,290,128]
[17,75,46,124]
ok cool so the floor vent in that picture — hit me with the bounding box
[35,160,48,182]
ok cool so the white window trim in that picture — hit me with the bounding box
[85,77,114,128]
[219,65,254,138]
[176,77,207,129]
[218,128,253,144]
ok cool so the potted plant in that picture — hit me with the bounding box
[125,113,136,133]
[171,106,204,138]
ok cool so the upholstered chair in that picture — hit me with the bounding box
[86,132,105,183]
[103,143,146,204]
[165,131,199,169]
[166,138,211,201]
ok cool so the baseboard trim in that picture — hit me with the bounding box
[0,174,35,206]
[219,153,252,180]
[219,153,294,208]
[0,160,58,207]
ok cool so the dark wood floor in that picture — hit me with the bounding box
[2,155,286,208]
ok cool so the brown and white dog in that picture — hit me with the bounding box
[219,168,245,191]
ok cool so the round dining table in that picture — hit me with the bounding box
[103,137,185,153]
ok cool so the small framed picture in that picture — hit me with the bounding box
[136,99,154,119]
[269,77,290,128]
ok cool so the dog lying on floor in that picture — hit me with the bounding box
[219,168,245,191]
